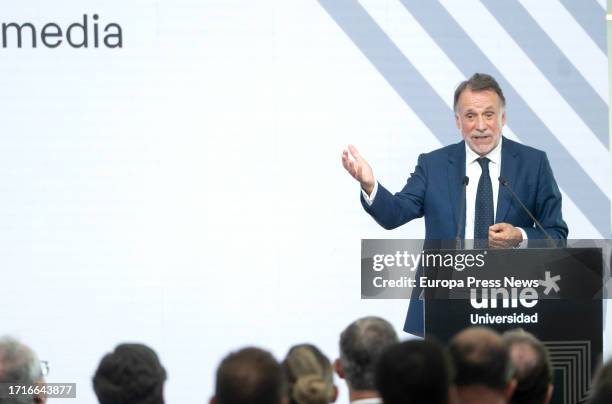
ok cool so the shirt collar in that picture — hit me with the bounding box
[465,135,503,165]
[351,398,383,404]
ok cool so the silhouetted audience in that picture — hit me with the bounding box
[283,344,337,404]
[449,327,516,404]
[503,330,553,404]
[28,316,612,404]
[335,316,398,404]
[212,347,286,404]
[376,339,454,404]
[93,343,166,404]
[0,336,46,404]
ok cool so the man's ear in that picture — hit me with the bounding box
[33,392,46,404]
[334,358,345,379]
[503,379,517,401]
[33,380,46,404]
[330,384,339,403]
[455,113,461,130]
[543,384,554,404]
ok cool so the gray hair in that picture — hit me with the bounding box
[0,336,43,404]
[453,73,506,112]
[339,316,399,390]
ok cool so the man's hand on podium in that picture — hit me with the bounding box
[488,223,523,249]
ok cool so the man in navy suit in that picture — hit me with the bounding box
[342,73,568,335]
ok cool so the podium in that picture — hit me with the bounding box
[423,247,603,404]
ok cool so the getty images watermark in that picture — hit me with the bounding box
[361,239,605,301]
[0,383,76,399]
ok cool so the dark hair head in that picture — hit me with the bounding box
[449,327,513,392]
[453,73,506,112]
[375,339,452,404]
[339,316,398,390]
[283,344,334,404]
[215,347,285,404]
[503,330,552,404]
[93,343,167,404]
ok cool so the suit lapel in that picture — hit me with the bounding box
[496,137,518,223]
[447,142,466,239]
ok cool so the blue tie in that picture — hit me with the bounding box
[474,157,494,246]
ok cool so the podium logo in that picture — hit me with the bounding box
[470,287,539,309]
[1,14,122,48]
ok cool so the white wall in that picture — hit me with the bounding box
[0,1,607,403]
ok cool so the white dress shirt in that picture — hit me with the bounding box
[362,139,527,244]
[465,139,501,240]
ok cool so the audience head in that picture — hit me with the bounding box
[449,327,516,403]
[588,359,612,404]
[0,336,45,404]
[283,344,337,404]
[375,338,453,404]
[93,343,166,404]
[503,329,553,404]
[336,316,398,394]
[213,347,286,404]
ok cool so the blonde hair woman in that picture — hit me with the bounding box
[283,344,338,404]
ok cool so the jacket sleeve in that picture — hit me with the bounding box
[523,152,568,240]
[360,154,427,230]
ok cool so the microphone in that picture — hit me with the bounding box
[454,176,469,249]
[498,176,556,247]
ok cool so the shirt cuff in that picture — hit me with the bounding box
[516,227,528,248]
[361,181,378,206]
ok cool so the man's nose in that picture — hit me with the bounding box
[476,115,487,131]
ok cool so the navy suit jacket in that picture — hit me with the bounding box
[361,137,568,335]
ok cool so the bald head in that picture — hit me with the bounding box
[449,327,514,391]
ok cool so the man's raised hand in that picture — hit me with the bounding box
[342,144,375,196]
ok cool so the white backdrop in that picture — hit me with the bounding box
[0,1,609,403]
